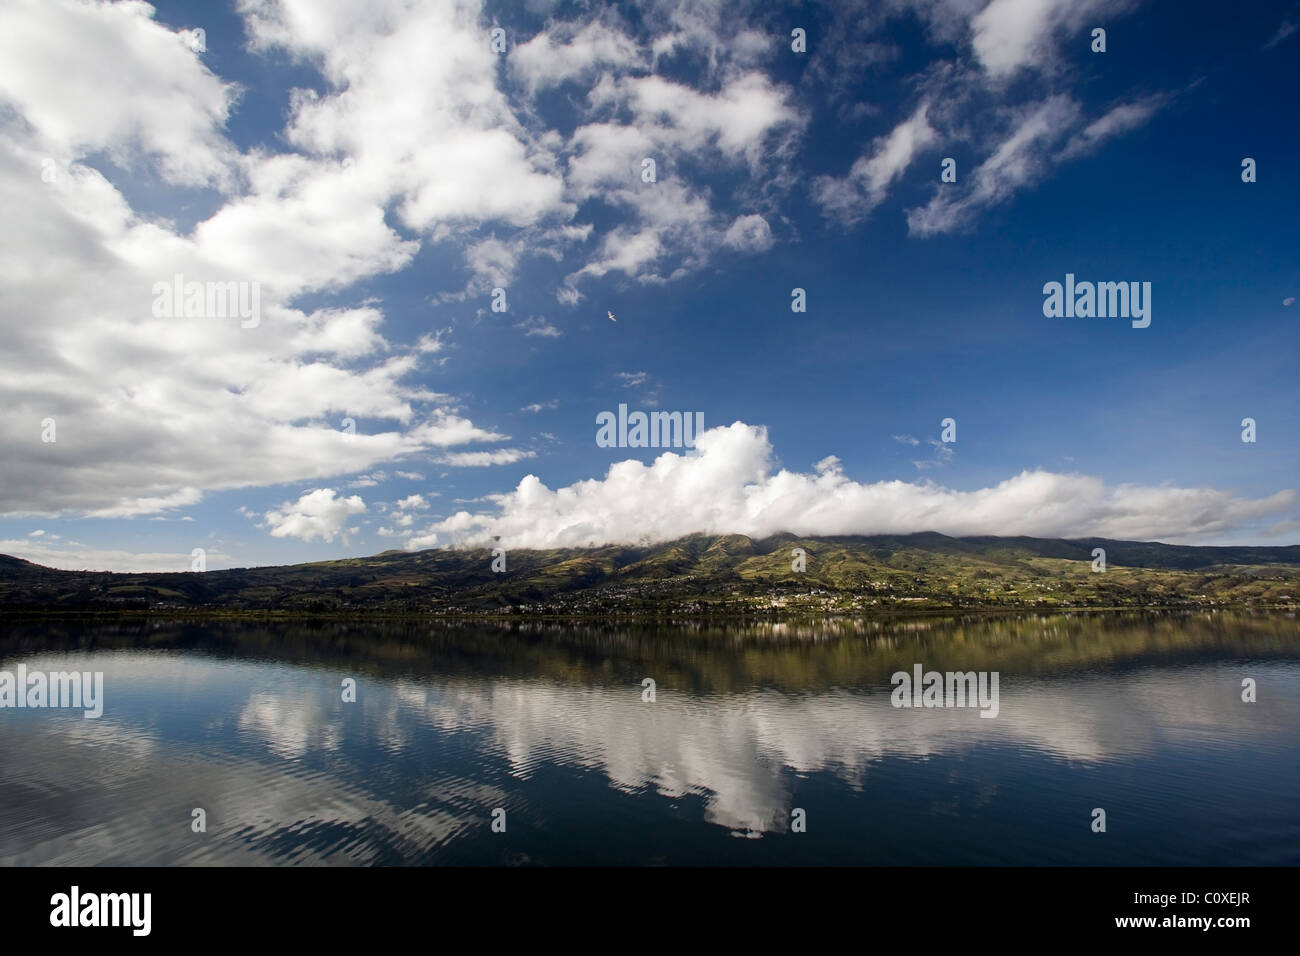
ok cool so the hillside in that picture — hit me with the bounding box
[2,533,1299,616]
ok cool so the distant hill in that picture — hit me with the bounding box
[2,533,1298,616]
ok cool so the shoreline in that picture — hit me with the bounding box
[1,602,1296,624]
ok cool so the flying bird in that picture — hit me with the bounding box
[607,310,616,322]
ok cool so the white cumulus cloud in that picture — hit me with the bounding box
[263,488,366,543]
[403,423,1297,549]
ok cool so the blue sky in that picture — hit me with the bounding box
[1,0,1297,571]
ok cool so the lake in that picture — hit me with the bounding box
[1,611,1297,865]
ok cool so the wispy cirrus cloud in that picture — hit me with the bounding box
[436,449,537,468]
[813,104,938,225]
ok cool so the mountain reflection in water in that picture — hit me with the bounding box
[0,611,1296,865]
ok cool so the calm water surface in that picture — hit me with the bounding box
[1,611,1297,865]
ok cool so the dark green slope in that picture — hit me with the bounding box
[2,533,1298,614]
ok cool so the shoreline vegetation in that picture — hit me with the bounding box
[0,604,1298,623]
[2,532,1298,620]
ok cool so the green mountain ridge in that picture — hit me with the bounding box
[2,532,1299,615]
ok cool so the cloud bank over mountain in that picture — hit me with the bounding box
[407,424,1297,549]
